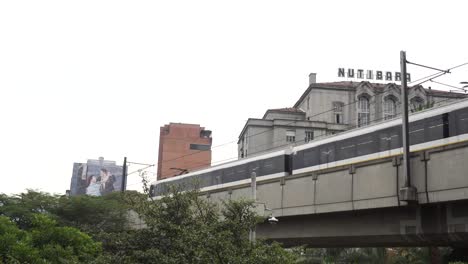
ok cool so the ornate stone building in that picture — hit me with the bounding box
[238,73,466,158]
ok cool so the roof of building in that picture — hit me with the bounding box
[268,107,305,113]
[293,81,467,108]
[262,107,305,119]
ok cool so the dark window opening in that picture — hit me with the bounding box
[190,144,211,151]
[305,131,314,142]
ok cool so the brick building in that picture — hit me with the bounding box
[157,123,212,180]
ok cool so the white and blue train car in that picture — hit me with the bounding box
[151,98,468,198]
[292,98,468,175]
[150,149,292,198]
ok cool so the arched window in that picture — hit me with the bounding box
[358,96,370,127]
[384,97,397,120]
[410,97,425,112]
[332,102,344,124]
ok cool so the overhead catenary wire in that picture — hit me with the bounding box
[430,80,467,92]
[409,62,468,86]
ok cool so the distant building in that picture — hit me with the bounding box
[157,123,212,180]
[69,157,124,196]
[238,73,467,158]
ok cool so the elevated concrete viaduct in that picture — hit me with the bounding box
[204,140,468,247]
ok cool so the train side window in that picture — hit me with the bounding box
[425,115,446,142]
[206,171,219,186]
[336,138,356,161]
[379,128,392,152]
[248,160,261,176]
[455,108,468,135]
[303,147,319,167]
[319,143,336,164]
[292,151,304,170]
[378,127,400,152]
[272,155,285,174]
[409,120,425,145]
[223,167,236,183]
[235,164,247,182]
[198,172,211,188]
[356,133,377,156]
[262,158,275,175]
[264,157,279,175]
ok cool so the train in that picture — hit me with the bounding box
[150,98,468,198]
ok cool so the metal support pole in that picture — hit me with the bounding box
[121,157,127,192]
[250,171,257,243]
[399,51,417,202]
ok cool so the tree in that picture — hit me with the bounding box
[0,216,42,263]
[53,191,129,234]
[101,186,298,264]
[29,214,102,263]
[0,190,130,236]
[0,190,59,230]
[0,188,295,263]
[0,214,102,264]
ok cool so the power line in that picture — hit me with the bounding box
[406,60,450,73]
[409,61,468,86]
[430,80,467,92]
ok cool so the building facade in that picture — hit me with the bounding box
[69,157,124,196]
[157,123,212,180]
[238,73,467,158]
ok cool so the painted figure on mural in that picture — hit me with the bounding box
[99,168,115,195]
[86,175,101,196]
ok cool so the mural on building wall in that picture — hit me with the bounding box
[70,161,123,196]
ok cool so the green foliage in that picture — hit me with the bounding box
[8,188,467,264]
[0,189,129,236]
[0,216,42,263]
[0,214,101,263]
[117,186,297,263]
[53,191,129,234]
[0,190,59,229]
[1,187,295,263]
[410,101,435,113]
[30,214,102,263]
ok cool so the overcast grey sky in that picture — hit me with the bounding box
[1,0,467,194]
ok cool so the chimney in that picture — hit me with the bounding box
[309,73,317,85]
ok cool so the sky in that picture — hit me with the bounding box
[0,0,467,195]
